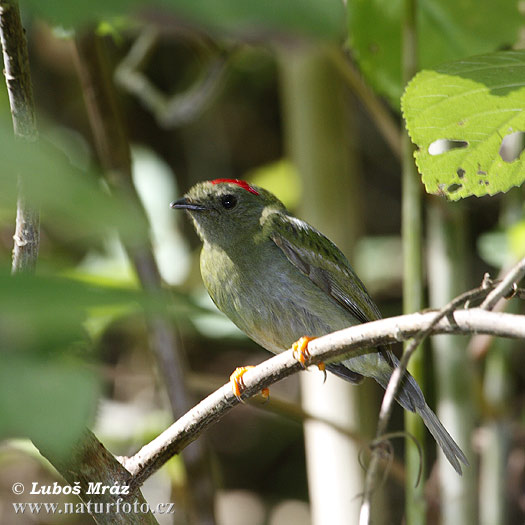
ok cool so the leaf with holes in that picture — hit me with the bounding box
[402,50,525,200]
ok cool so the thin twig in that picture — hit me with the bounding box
[121,306,525,491]
[329,47,402,160]
[360,284,491,521]
[378,285,489,433]
[360,260,525,521]
[469,264,525,360]
[72,32,193,418]
[115,27,230,128]
[480,256,525,310]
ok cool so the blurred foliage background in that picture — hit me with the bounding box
[0,1,525,524]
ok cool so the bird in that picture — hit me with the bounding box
[171,178,468,474]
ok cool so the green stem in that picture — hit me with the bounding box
[401,0,426,522]
[478,192,522,525]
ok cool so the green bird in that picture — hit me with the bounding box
[172,178,468,474]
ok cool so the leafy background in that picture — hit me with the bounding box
[0,0,524,524]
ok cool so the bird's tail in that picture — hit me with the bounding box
[414,402,468,475]
[373,355,468,475]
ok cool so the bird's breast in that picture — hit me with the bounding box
[200,242,355,353]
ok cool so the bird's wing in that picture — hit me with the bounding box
[266,211,382,325]
[265,211,394,378]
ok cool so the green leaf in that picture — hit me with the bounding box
[0,356,99,460]
[161,0,345,40]
[20,0,142,28]
[0,271,136,349]
[477,230,509,269]
[349,0,521,107]
[0,269,201,363]
[21,0,344,40]
[0,270,200,456]
[402,50,525,200]
[0,121,149,246]
[509,220,525,259]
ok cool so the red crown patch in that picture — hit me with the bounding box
[211,178,259,196]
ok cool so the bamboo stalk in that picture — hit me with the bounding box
[401,0,426,521]
[427,200,477,524]
[279,43,377,524]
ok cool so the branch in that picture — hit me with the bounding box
[0,0,37,139]
[187,371,406,484]
[114,27,229,128]
[1,7,158,523]
[0,0,40,272]
[329,47,402,160]
[481,257,525,310]
[360,258,525,524]
[121,306,525,490]
[73,30,216,523]
[37,431,158,525]
[73,30,191,418]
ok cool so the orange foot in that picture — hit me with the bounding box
[292,336,326,380]
[229,366,270,401]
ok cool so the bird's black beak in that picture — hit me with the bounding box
[170,198,207,211]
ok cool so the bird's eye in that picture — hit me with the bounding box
[220,194,237,209]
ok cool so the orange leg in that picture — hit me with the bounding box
[229,366,270,400]
[292,336,326,379]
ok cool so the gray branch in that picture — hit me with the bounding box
[37,430,158,525]
[122,307,525,490]
[0,0,40,272]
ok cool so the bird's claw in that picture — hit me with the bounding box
[318,361,327,383]
[229,366,269,401]
[292,336,313,367]
[292,336,326,379]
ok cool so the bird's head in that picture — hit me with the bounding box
[171,179,285,246]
